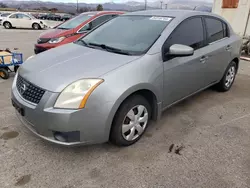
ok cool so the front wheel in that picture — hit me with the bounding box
[110,95,151,146]
[32,23,40,30]
[215,61,237,92]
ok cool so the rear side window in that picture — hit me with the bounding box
[205,18,227,43]
[91,15,116,28]
[79,14,117,32]
[164,17,205,51]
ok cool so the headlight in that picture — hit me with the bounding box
[54,79,104,109]
[48,37,65,44]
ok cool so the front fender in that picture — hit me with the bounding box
[102,83,161,137]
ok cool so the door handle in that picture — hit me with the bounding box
[226,45,232,51]
[200,56,208,63]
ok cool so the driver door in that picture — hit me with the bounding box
[16,14,32,28]
[162,17,210,107]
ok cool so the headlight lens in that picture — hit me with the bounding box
[48,36,65,44]
[54,79,104,109]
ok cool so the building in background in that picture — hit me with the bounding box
[213,0,250,36]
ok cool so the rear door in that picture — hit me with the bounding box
[8,14,19,27]
[162,17,210,107]
[202,17,232,83]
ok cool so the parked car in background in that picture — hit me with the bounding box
[0,13,11,25]
[12,10,241,146]
[34,11,124,54]
[47,14,61,21]
[2,12,47,30]
[61,14,73,21]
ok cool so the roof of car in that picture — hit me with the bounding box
[80,11,124,15]
[125,9,219,19]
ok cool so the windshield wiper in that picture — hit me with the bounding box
[88,42,132,55]
[75,40,94,49]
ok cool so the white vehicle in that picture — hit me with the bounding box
[0,13,11,25]
[2,12,47,30]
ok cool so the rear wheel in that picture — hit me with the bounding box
[0,68,9,79]
[110,95,151,146]
[3,22,12,29]
[32,23,40,30]
[215,61,237,92]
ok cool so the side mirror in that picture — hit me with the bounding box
[168,44,194,57]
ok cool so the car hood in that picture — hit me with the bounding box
[39,28,73,38]
[19,43,141,92]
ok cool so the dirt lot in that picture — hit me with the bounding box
[0,28,250,188]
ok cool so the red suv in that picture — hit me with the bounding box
[34,11,124,54]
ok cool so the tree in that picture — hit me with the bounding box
[0,3,8,8]
[96,4,103,11]
[79,7,89,13]
[49,8,58,12]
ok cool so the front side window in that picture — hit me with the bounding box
[9,14,17,19]
[57,13,93,30]
[205,18,224,43]
[17,14,31,20]
[78,15,172,55]
[164,17,205,52]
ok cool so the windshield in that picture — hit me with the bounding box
[77,15,172,55]
[57,13,93,29]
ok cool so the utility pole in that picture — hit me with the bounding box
[145,0,147,10]
[76,0,79,13]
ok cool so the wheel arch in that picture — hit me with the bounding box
[105,83,161,138]
[232,57,239,73]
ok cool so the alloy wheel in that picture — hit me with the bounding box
[225,66,235,88]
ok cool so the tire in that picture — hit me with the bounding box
[0,68,9,79]
[215,61,237,92]
[3,22,12,29]
[110,95,151,146]
[14,65,19,73]
[32,23,40,30]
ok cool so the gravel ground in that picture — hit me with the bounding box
[0,29,250,188]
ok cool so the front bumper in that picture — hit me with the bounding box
[11,75,112,146]
[34,45,48,54]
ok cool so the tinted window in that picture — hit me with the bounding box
[164,17,204,52]
[57,13,93,29]
[1,13,10,17]
[78,15,172,55]
[16,14,31,20]
[10,14,17,19]
[205,18,224,43]
[222,22,229,37]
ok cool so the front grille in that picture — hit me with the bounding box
[37,38,50,44]
[16,75,45,104]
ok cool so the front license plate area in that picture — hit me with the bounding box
[12,100,25,116]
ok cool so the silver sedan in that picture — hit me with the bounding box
[11,10,242,146]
